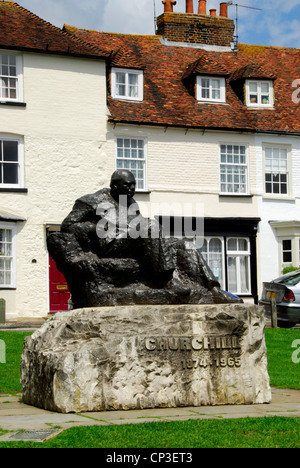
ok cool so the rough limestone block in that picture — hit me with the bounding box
[21,304,271,413]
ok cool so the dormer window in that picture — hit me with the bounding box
[111,68,143,102]
[196,76,226,103]
[245,80,274,108]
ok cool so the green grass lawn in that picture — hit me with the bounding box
[0,416,298,448]
[0,331,32,394]
[0,328,299,448]
[265,328,300,389]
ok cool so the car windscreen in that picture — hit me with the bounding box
[276,272,300,286]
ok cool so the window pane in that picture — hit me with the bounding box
[201,78,210,99]
[283,252,292,262]
[261,95,269,105]
[249,82,257,92]
[250,95,258,103]
[261,82,269,93]
[116,84,126,96]
[3,164,18,184]
[228,238,237,251]
[201,88,209,99]
[238,239,248,251]
[210,238,222,252]
[283,239,291,251]
[228,256,237,292]
[240,256,250,293]
[212,89,220,100]
[128,74,138,85]
[211,79,221,100]
[116,72,125,84]
[3,141,18,161]
[128,73,138,97]
[212,79,220,89]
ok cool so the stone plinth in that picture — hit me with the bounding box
[21,304,271,413]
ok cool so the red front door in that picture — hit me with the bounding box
[49,255,70,313]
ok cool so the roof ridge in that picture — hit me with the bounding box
[238,42,300,52]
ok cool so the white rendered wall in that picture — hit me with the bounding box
[0,52,107,318]
[107,124,258,220]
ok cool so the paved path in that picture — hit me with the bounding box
[0,388,299,433]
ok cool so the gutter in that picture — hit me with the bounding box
[108,118,300,137]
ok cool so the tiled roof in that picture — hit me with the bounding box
[65,26,300,135]
[0,1,109,58]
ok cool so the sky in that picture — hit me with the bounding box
[16,0,300,48]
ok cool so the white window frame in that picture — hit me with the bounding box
[0,222,17,289]
[200,235,252,295]
[196,76,226,103]
[263,145,291,197]
[111,68,143,102]
[245,80,274,108]
[115,137,147,191]
[0,51,23,103]
[220,143,249,195]
[227,237,251,295]
[0,135,24,189]
[269,221,300,274]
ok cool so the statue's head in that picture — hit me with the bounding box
[110,170,136,200]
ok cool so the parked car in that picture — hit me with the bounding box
[260,270,300,328]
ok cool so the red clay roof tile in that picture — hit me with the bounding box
[0,2,109,58]
[64,26,300,135]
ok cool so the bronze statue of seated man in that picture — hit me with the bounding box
[47,170,241,308]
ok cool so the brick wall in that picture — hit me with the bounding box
[157,13,235,47]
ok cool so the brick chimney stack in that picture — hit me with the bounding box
[157,2,235,48]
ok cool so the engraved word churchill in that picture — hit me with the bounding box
[144,335,241,351]
[144,336,242,370]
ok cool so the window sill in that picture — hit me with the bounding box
[136,190,151,194]
[0,188,28,193]
[198,101,228,105]
[246,106,274,110]
[0,101,26,107]
[263,195,295,201]
[0,287,16,290]
[111,96,143,103]
[219,194,253,198]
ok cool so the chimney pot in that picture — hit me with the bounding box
[198,0,206,15]
[186,0,194,13]
[210,8,217,16]
[220,2,228,17]
[162,0,177,13]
